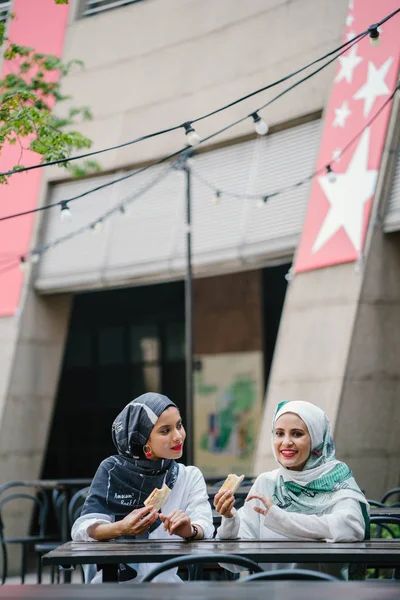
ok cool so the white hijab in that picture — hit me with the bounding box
[263,401,369,533]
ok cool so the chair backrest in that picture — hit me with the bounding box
[0,491,49,538]
[68,487,90,526]
[370,516,400,539]
[381,488,400,505]
[367,499,386,508]
[141,553,263,582]
[239,568,339,582]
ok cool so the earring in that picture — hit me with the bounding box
[143,444,152,459]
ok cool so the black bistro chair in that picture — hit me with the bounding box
[141,553,263,582]
[35,486,90,584]
[0,489,51,584]
[370,515,400,580]
[381,488,400,507]
[239,568,339,582]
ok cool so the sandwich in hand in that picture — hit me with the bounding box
[219,473,244,495]
[144,483,172,512]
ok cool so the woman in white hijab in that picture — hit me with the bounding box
[214,401,370,579]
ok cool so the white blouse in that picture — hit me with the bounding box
[217,472,366,541]
[217,473,367,578]
[72,464,214,583]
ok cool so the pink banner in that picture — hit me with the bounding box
[295,0,400,273]
[0,0,69,315]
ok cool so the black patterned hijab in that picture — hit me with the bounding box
[81,393,180,532]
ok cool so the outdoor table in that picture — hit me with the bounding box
[0,582,400,600]
[370,507,400,518]
[42,538,400,582]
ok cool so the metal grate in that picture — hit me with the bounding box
[0,0,12,24]
[82,0,143,17]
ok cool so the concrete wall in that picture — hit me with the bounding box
[254,262,362,472]
[0,285,71,573]
[335,231,400,498]
[47,0,349,178]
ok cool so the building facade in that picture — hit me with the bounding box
[0,0,400,522]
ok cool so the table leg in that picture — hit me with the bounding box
[101,564,118,582]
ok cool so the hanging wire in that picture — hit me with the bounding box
[0,32,376,225]
[0,6,398,179]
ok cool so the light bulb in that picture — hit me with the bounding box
[91,220,103,233]
[30,252,40,264]
[257,195,269,207]
[285,268,293,282]
[19,256,28,272]
[213,190,221,204]
[368,26,381,47]
[60,201,71,221]
[251,112,269,136]
[326,164,336,183]
[183,122,200,146]
[119,204,127,215]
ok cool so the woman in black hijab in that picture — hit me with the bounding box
[72,392,213,582]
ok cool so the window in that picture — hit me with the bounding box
[0,1,12,24]
[80,0,144,18]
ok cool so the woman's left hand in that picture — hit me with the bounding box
[159,509,193,538]
[246,493,274,516]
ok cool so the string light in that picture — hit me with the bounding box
[19,256,28,272]
[326,164,337,183]
[285,267,294,282]
[2,50,399,272]
[60,201,72,221]
[118,204,127,215]
[0,8,398,183]
[368,25,381,47]
[30,252,40,264]
[251,112,269,136]
[91,220,104,233]
[183,122,201,146]
[257,195,269,207]
[213,190,222,204]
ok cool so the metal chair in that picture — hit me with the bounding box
[370,516,400,580]
[141,553,263,582]
[68,486,90,526]
[381,488,400,506]
[367,499,386,508]
[35,486,89,584]
[239,568,339,582]
[0,490,51,584]
[35,490,67,584]
[370,516,400,539]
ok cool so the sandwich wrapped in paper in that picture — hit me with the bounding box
[219,473,244,494]
[144,483,172,511]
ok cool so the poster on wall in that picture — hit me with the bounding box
[194,351,264,477]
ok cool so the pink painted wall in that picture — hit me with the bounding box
[0,0,69,315]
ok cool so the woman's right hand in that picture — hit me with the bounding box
[118,505,158,537]
[213,490,235,518]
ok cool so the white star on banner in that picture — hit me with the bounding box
[333,100,352,127]
[312,129,378,254]
[346,14,354,27]
[347,31,356,41]
[348,0,354,9]
[353,57,393,117]
[335,45,363,84]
